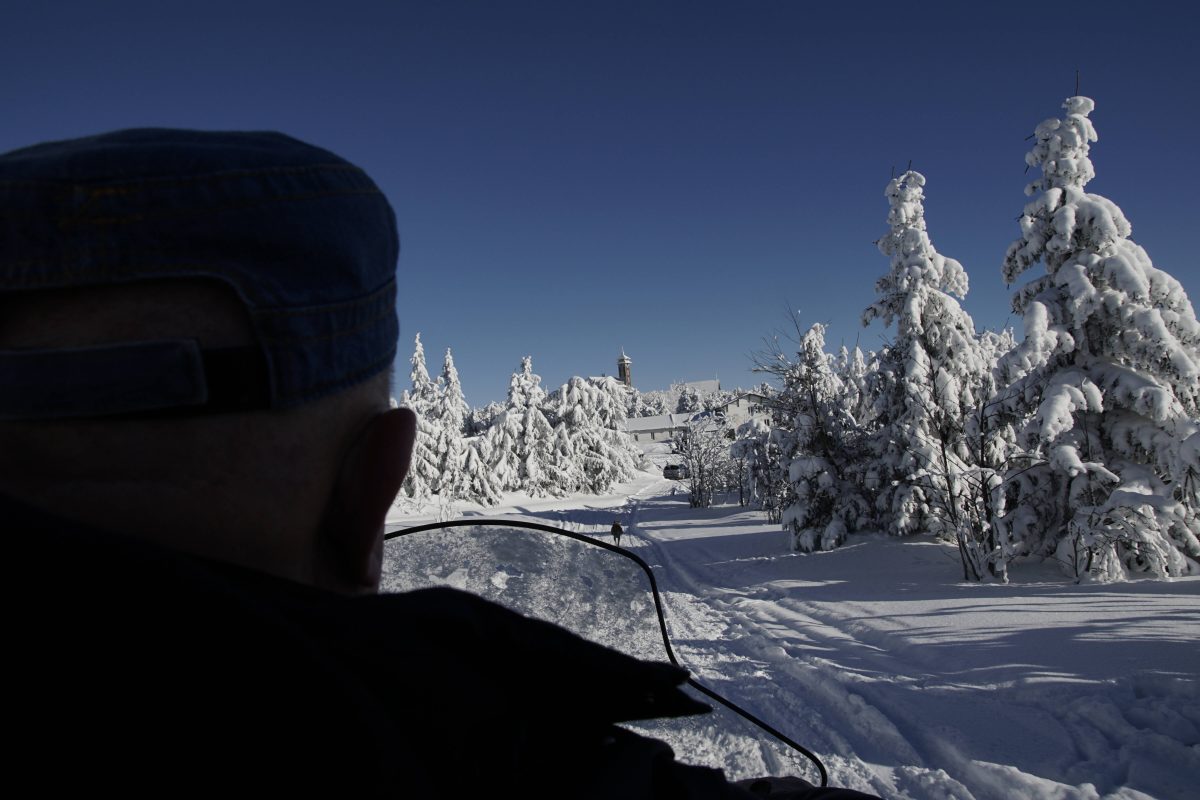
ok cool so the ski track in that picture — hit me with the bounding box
[388,477,1200,799]
[615,481,1199,800]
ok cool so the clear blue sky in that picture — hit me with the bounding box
[3,1,1197,406]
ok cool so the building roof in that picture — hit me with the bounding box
[711,391,770,411]
[622,412,692,433]
[679,379,720,395]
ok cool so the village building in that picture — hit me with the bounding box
[710,391,771,428]
[624,412,692,446]
[614,351,770,451]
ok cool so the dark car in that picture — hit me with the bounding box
[663,464,689,479]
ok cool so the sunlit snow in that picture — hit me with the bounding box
[385,473,1199,799]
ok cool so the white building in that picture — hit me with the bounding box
[711,391,770,428]
[622,391,771,452]
[611,350,771,451]
[624,412,693,446]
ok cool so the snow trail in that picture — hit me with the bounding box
[611,484,1198,799]
[385,477,1200,799]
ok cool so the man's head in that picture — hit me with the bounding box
[0,129,416,593]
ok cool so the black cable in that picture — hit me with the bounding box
[384,518,829,787]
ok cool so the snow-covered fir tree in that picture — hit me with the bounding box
[675,383,703,414]
[635,389,672,417]
[404,332,439,417]
[438,348,470,434]
[466,401,505,436]
[998,96,1200,580]
[544,422,582,495]
[774,323,871,552]
[457,437,502,506]
[702,388,737,413]
[430,348,469,500]
[556,376,641,494]
[862,170,991,542]
[625,388,653,419]
[398,333,443,503]
[485,357,561,496]
[833,344,877,434]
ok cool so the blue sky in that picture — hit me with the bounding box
[3,1,1197,406]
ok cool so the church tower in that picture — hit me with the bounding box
[617,349,632,388]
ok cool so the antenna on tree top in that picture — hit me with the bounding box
[906,159,913,173]
[1075,69,1080,96]
[890,165,895,179]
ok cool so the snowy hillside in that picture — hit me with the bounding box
[386,475,1200,800]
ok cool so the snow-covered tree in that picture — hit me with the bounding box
[702,387,737,413]
[771,323,871,552]
[732,416,789,521]
[862,170,991,542]
[626,387,678,419]
[466,401,505,436]
[430,348,469,499]
[396,392,440,505]
[998,96,1200,580]
[953,327,1020,581]
[835,345,873,429]
[635,390,672,417]
[675,383,703,414]
[404,333,439,418]
[544,422,582,495]
[398,334,443,504]
[456,437,502,506]
[556,376,642,494]
[674,414,732,508]
[485,357,560,496]
[438,348,470,434]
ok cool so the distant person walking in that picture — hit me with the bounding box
[611,521,623,546]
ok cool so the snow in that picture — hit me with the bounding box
[385,476,1200,799]
[623,412,693,433]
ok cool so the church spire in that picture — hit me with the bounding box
[617,349,632,388]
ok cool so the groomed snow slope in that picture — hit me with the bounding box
[386,475,1200,800]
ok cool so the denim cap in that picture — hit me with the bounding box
[0,128,399,419]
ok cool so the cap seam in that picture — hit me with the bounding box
[256,278,395,317]
[258,302,394,345]
[289,345,398,406]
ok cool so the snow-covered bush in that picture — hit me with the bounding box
[673,414,732,508]
[953,328,1019,582]
[732,415,789,521]
[772,324,871,552]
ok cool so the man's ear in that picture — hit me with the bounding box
[316,407,416,594]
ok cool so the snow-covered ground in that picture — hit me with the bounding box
[385,474,1200,800]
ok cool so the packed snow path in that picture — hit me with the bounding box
[386,477,1200,799]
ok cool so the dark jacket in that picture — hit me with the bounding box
[4,494,725,796]
[6,494,877,798]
